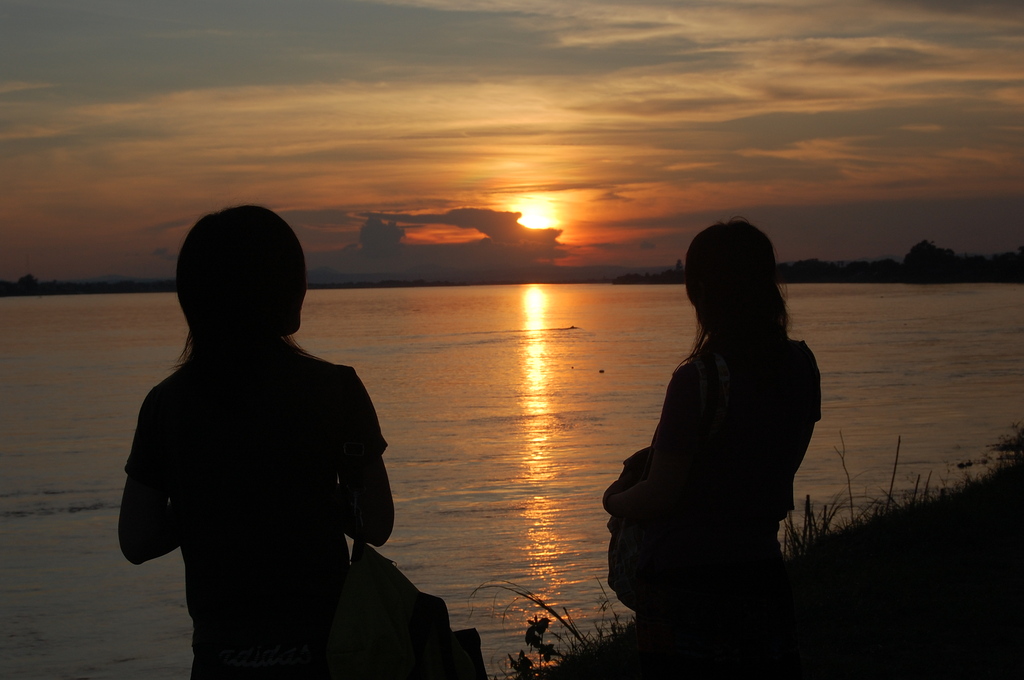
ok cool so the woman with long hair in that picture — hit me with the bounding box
[604,218,820,678]
[119,205,394,679]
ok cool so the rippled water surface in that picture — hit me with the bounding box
[2,283,1022,678]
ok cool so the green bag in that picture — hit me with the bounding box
[330,441,484,680]
[327,543,484,680]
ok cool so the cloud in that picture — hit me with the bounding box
[142,217,195,234]
[279,208,362,231]
[900,124,943,133]
[0,81,53,95]
[302,208,571,276]
[877,0,1024,17]
[359,216,406,258]
[816,46,948,70]
[372,208,563,247]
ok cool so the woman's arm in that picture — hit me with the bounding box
[604,363,701,520]
[118,476,181,565]
[339,367,394,546]
[353,455,394,546]
[603,446,695,520]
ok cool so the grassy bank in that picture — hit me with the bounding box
[502,426,1024,679]
[790,430,1024,679]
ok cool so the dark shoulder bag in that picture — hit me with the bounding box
[606,353,730,611]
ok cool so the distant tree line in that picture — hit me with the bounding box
[0,274,176,297]
[780,241,1024,283]
[615,241,1024,285]
[3,241,1023,296]
[613,259,687,285]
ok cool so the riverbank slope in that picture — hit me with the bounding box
[527,434,1024,679]
[791,453,1024,679]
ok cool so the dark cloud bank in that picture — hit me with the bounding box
[303,207,651,283]
[239,194,1024,285]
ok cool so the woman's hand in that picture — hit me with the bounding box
[604,447,696,521]
[602,478,629,515]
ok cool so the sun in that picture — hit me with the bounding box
[518,213,558,230]
[512,196,561,230]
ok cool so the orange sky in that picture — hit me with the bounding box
[1,0,1022,280]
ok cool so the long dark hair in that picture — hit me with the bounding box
[176,205,309,366]
[684,218,789,369]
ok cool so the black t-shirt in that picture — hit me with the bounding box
[125,352,387,645]
[641,340,821,570]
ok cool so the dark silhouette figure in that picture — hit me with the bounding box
[118,205,394,679]
[604,218,820,679]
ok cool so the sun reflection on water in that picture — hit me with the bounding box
[518,285,568,587]
[521,285,552,475]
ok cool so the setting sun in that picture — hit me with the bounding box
[511,196,561,231]
[518,213,558,230]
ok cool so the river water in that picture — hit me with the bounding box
[1,283,1022,678]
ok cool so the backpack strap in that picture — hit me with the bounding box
[341,441,368,561]
[693,353,730,443]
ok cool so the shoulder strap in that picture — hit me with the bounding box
[341,442,368,561]
[693,353,730,443]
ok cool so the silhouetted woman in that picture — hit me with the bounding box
[603,218,820,679]
[119,205,394,679]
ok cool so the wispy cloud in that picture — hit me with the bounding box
[0,81,53,95]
